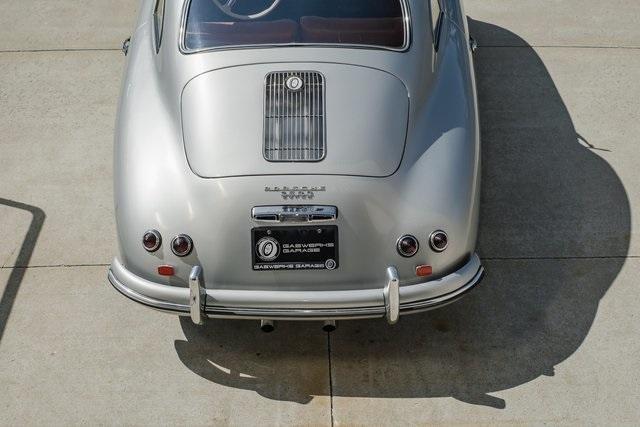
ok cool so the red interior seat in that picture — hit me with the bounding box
[299,16,404,47]
[186,20,298,47]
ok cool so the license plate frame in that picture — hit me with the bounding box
[252,226,339,271]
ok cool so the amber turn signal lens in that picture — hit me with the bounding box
[157,265,175,276]
[171,234,193,257]
[142,230,161,252]
[416,265,433,277]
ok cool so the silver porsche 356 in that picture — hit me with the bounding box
[109,0,483,331]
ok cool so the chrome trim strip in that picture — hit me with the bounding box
[189,266,205,324]
[252,205,337,223]
[178,0,412,55]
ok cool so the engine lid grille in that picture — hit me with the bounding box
[264,71,326,162]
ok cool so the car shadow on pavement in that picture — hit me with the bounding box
[174,20,630,408]
[0,198,45,342]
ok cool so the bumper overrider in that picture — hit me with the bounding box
[108,254,484,325]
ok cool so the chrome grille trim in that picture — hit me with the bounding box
[264,71,326,162]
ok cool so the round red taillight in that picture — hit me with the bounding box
[171,234,193,257]
[142,230,161,252]
[429,230,449,252]
[397,235,419,257]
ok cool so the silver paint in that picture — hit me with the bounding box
[109,0,482,323]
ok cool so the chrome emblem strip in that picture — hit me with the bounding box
[265,185,326,200]
[252,206,337,223]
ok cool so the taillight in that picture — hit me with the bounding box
[397,235,419,257]
[142,230,161,252]
[171,234,193,257]
[429,230,448,252]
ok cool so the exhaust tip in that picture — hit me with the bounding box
[322,320,337,333]
[260,320,275,333]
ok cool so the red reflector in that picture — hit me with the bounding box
[416,265,433,277]
[158,265,175,276]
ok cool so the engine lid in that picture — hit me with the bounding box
[181,63,409,178]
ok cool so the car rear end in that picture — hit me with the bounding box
[109,0,483,325]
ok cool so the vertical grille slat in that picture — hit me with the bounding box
[264,71,325,162]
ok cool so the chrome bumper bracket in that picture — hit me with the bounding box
[384,266,400,324]
[189,266,206,325]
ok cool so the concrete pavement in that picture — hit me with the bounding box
[1,1,639,425]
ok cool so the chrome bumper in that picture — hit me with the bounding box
[108,254,484,324]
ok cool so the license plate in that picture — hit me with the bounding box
[252,226,338,271]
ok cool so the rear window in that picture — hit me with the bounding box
[183,0,408,52]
